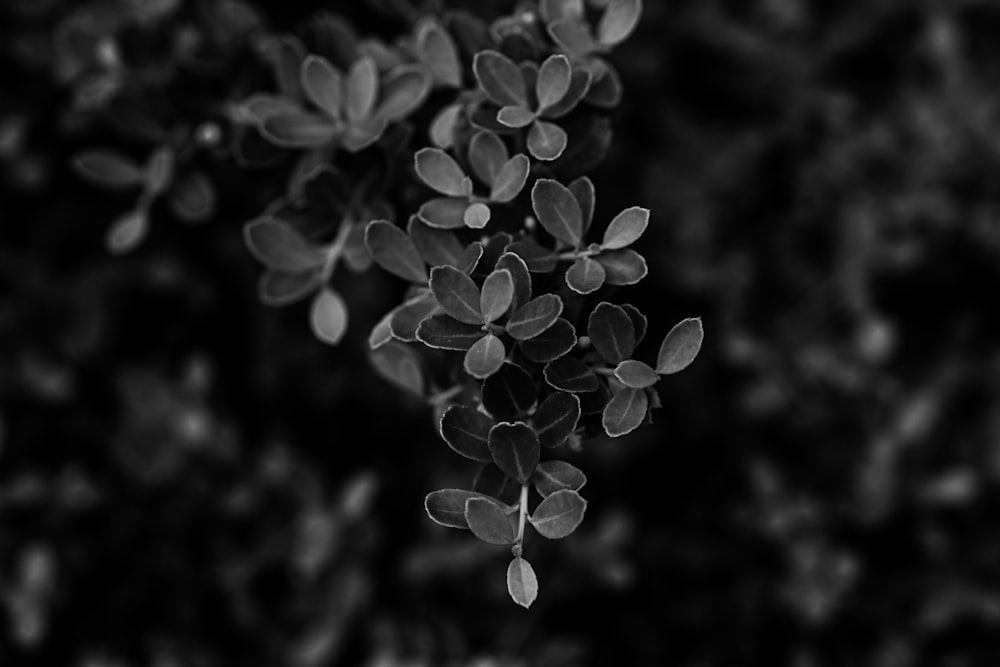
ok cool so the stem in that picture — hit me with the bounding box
[516,484,529,547]
[323,220,353,280]
[594,367,617,377]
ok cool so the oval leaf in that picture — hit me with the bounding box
[469,130,509,186]
[416,314,484,350]
[507,557,539,608]
[466,497,517,545]
[105,208,148,255]
[565,256,606,294]
[657,317,704,375]
[415,148,469,197]
[482,363,536,421]
[488,422,540,485]
[587,302,636,364]
[527,120,568,161]
[595,248,647,285]
[481,269,514,324]
[261,112,338,148]
[416,19,462,87]
[531,179,582,247]
[370,341,424,395]
[598,0,642,47]
[464,334,506,379]
[244,219,326,272]
[73,150,144,189]
[536,54,572,110]
[365,220,427,283]
[463,202,491,229]
[376,64,432,121]
[429,265,483,324]
[389,291,440,342]
[430,102,461,148]
[602,387,648,437]
[533,461,586,497]
[506,294,563,341]
[418,197,469,229]
[301,55,343,119]
[520,317,577,363]
[490,155,530,203]
[258,269,323,306]
[345,56,378,122]
[529,489,587,539]
[473,464,521,506]
[473,50,528,107]
[310,288,348,345]
[497,105,536,128]
[548,17,598,56]
[614,360,658,389]
[569,176,596,233]
[441,405,495,462]
[425,489,488,529]
[533,392,581,448]
[542,69,592,119]
[407,217,465,268]
[602,206,649,250]
[495,252,532,312]
[543,357,598,393]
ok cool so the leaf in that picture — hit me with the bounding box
[416,19,462,87]
[506,240,558,273]
[533,392,581,448]
[415,148,470,197]
[473,464,521,505]
[536,54,572,110]
[389,291,440,341]
[602,387,648,437]
[527,120,568,161]
[473,50,528,107]
[168,171,215,222]
[425,489,487,529]
[505,294,564,341]
[539,0,585,24]
[541,69,592,119]
[244,219,327,272]
[495,252,532,312]
[519,317,577,363]
[596,248,647,285]
[416,314,484,350]
[656,317,704,375]
[440,405,494,462]
[258,269,323,306]
[507,557,538,608]
[418,197,469,229]
[482,363,536,420]
[145,147,174,196]
[531,179,582,246]
[430,102,461,148]
[490,155,530,203]
[585,62,623,108]
[261,112,339,148]
[614,360,658,388]
[407,217,465,268]
[469,130,509,186]
[621,303,648,346]
[466,497,517,545]
[481,269,514,324]
[462,242,485,273]
[105,208,148,255]
[579,382,611,415]
[598,0,642,47]
[548,18,598,56]
[429,265,482,324]
[376,64,432,121]
[464,334,506,379]
[301,55,343,119]
[568,176,595,234]
[565,256,606,294]
[533,461,586,497]
[543,357,598,393]
[310,288,348,345]
[73,150,144,189]
[463,202,491,229]
[370,341,424,395]
[369,312,394,350]
[529,489,587,539]
[497,105,536,128]
[340,115,388,152]
[345,56,378,122]
[488,422,540,485]
[602,206,649,250]
[365,220,427,283]
[587,302,636,364]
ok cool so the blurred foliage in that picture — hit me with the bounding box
[3,0,1000,665]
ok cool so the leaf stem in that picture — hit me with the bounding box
[516,483,529,548]
[323,220,354,280]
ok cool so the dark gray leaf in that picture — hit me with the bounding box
[488,421,540,485]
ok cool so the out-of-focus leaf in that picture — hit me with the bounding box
[614,360,658,388]
[536,54,572,110]
[519,317,577,363]
[430,102,462,148]
[463,202,491,229]
[345,56,378,122]
[566,256,606,294]
[425,489,489,529]
[145,147,174,196]
[105,208,149,255]
[389,291,439,341]
[416,314,484,350]
[527,120,568,161]
[370,340,424,395]
[262,112,338,148]
[473,463,521,506]
[488,421,540,484]
[418,197,469,229]
[481,269,514,324]
[656,317,704,375]
[244,218,327,272]
[482,363,536,420]
[506,240,558,273]
[310,288,348,345]
[464,334,506,379]
[529,489,586,538]
[497,105,536,128]
[602,386,647,437]
[72,150,144,189]
[342,222,372,273]
[377,64,432,121]
[258,269,323,306]
[598,0,642,46]
[490,155,530,203]
[466,497,516,545]
[532,178,582,246]
[533,392,581,448]
[585,61,623,108]
[429,265,483,324]
[469,130,508,186]
[602,206,648,249]
[506,294,563,340]
[533,460,586,497]
[473,50,528,107]
[415,148,470,197]
[540,0,585,23]
[416,19,462,87]
[441,405,495,462]
[542,69,592,119]
[168,171,215,222]
[548,18,597,56]
[365,220,427,283]
[301,55,343,119]
[507,557,538,608]
[588,302,636,364]
[543,357,598,393]
[408,217,465,268]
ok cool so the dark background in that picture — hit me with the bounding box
[3,0,1000,665]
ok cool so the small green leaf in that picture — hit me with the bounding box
[310,288,348,345]
[598,0,642,47]
[481,269,514,324]
[441,405,495,462]
[588,302,636,364]
[495,252,532,312]
[416,314,484,350]
[72,150,144,189]
[415,148,470,197]
[497,105,536,128]
[261,112,339,148]
[657,317,704,375]
[541,69,592,119]
[531,179,583,246]
[429,265,483,324]
[473,464,521,506]
[464,334,506,379]
[527,120,568,161]
[301,55,343,119]
[519,317,577,363]
[365,220,427,283]
[565,256,606,294]
[506,294,564,341]
[533,392,581,448]
[468,130,509,186]
[507,556,538,608]
[543,357,598,393]
[105,208,149,255]
[596,248,648,285]
[529,489,587,539]
[473,50,528,108]
[425,489,488,529]
[490,155,530,203]
[345,56,378,122]
[602,387,648,437]
[418,197,469,229]
[370,341,424,395]
[258,269,323,306]
[482,362,537,420]
[244,218,326,272]
[614,360,658,388]
[466,497,517,545]
[488,422,540,485]
[416,18,462,88]
[536,54,572,110]
[533,460,586,497]
[602,206,649,249]
[407,217,465,268]
[463,202,492,229]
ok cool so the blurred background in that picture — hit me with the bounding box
[3,0,1000,665]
